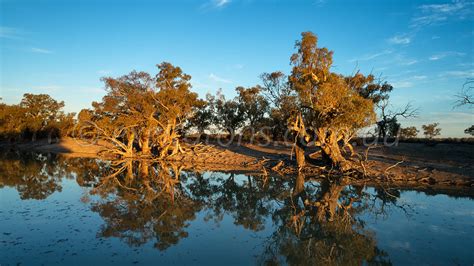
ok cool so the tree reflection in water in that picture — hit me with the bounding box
[88,160,202,250]
[1,154,403,264]
[260,173,392,265]
[0,151,73,199]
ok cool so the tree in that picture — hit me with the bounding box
[422,123,441,139]
[288,32,377,170]
[399,126,419,139]
[187,93,215,135]
[19,93,65,141]
[236,85,269,133]
[344,73,418,139]
[1,94,73,142]
[80,62,200,158]
[260,71,298,140]
[214,90,245,136]
[376,100,418,139]
[464,125,474,136]
[386,117,401,138]
[454,78,473,108]
[0,103,27,141]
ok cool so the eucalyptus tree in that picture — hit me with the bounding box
[19,93,65,141]
[288,32,381,170]
[422,123,441,139]
[79,62,200,158]
[260,71,298,140]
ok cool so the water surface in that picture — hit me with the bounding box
[0,153,473,265]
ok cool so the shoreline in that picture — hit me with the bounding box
[1,137,473,189]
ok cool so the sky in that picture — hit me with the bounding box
[1,0,473,137]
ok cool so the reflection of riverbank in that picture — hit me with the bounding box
[2,143,474,196]
[1,154,474,265]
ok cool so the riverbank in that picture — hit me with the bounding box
[1,137,473,188]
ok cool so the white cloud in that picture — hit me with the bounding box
[349,50,393,62]
[429,51,465,61]
[388,35,411,44]
[31,47,53,54]
[209,73,232,83]
[215,0,230,8]
[200,0,231,10]
[431,35,441,40]
[391,75,428,88]
[439,70,474,78]
[402,59,418,66]
[392,81,414,88]
[413,75,427,80]
[0,26,22,39]
[411,0,473,28]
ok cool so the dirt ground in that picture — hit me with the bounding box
[1,138,473,188]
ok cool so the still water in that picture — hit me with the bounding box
[0,152,473,265]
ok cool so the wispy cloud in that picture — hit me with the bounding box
[0,26,23,39]
[391,75,428,89]
[200,0,231,10]
[349,49,393,62]
[392,81,414,88]
[215,0,230,8]
[31,47,53,54]
[402,59,418,66]
[313,0,327,7]
[209,73,232,83]
[388,34,411,45]
[411,0,473,28]
[439,70,474,78]
[428,51,465,61]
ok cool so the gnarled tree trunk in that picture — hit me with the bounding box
[125,130,135,157]
[316,179,345,221]
[140,128,151,156]
[316,128,352,171]
[290,113,308,170]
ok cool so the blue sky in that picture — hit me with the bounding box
[1,0,473,137]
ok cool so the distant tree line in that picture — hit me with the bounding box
[0,94,75,142]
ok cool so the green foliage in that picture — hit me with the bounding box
[260,71,298,139]
[288,32,378,169]
[464,125,474,136]
[214,90,245,135]
[422,123,441,139]
[399,126,419,139]
[0,94,74,141]
[187,93,215,134]
[79,62,200,158]
[386,118,401,138]
[236,85,269,131]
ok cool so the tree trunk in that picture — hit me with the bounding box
[140,161,149,177]
[292,172,306,197]
[141,129,151,156]
[295,138,306,169]
[316,179,344,221]
[32,131,37,142]
[126,131,135,157]
[317,129,351,171]
[125,160,134,181]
